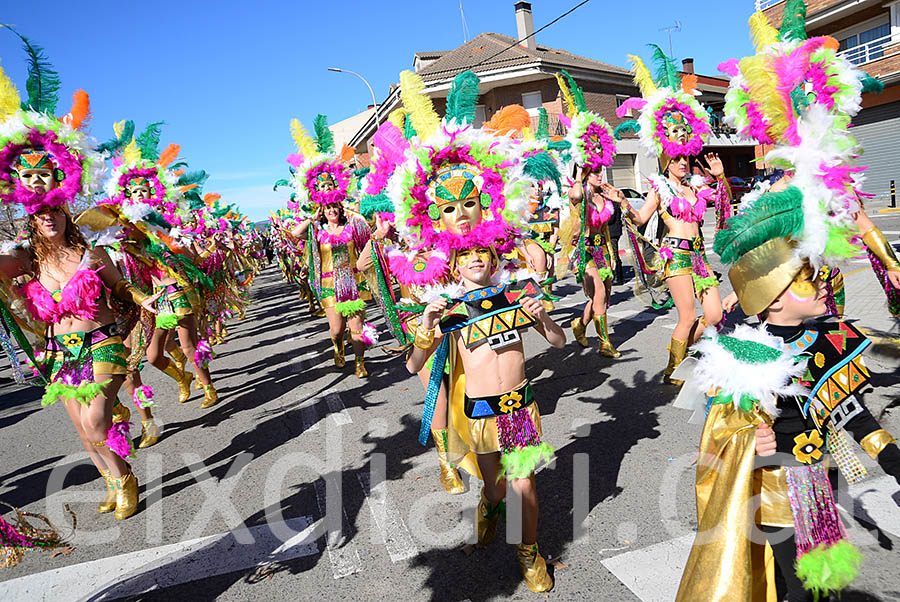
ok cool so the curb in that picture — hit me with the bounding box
[877,207,900,214]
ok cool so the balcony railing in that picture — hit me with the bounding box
[837,33,897,66]
[754,0,784,11]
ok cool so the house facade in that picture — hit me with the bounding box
[759,0,900,203]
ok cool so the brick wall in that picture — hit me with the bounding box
[762,1,888,38]
[762,0,844,27]
[862,45,900,79]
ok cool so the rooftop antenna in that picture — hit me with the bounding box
[460,0,470,43]
[659,20,681,58]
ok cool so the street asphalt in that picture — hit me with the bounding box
[1,207,899,602]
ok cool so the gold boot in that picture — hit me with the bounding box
[354,355,368,378]
[663,338,689,386]
[592,314,621,358]
[200,384,220,409]
[162,361,194,403]
[476,488,503,547]
[111,400,131,425]
[168,346,188,372]
[331,336,346,368]
[516,543,554,592]
[98,469,116,513]
[570,317,589,348]
[137,419,160,448]
[431,429,466,494]
[113,466,139,520]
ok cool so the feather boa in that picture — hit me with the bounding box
[106,420,134,460]
[387,248,449,286]
[20,268,103,323]
[360,323,378,348]
[195,339,214,368]
[316,226,352,246]
[132,385,156,409]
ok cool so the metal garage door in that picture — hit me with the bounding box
[852,100,900,205]
[608,154,636,189]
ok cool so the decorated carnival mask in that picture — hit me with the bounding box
[315,172,336,192]
[426,164,486,235]
[14,148,59,193]
[125,177,153,201]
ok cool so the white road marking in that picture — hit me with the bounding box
[324,391,353,426]
[313,479,362,579]
[358,471,419,562]
[300,401,320,432]
[0,517,317,602]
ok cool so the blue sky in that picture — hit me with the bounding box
[0,0,760,221]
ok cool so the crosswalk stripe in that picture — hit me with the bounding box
[324,391,353,425]
[313,479,362,579]
[0,517,317,602]
[300,401,320,432]
[357,470,419,562]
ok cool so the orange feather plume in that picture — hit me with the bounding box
[178,184,199,194]
[680,73,698,96]
[822,36,839,52]
[173,169,185,177]
[340,143,356,163]
[61,90,90,130]
[156,232,185,255]
[204,193,221,207]
[157,143,180,168]
[483,105,531,137]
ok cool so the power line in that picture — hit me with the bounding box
[470,0,593,69]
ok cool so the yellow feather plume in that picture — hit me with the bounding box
[0,60,20,121]
[628,55,657,97]
[113,119,126,139]
[740,55,785,139]
[399,70,439,140]
[388,108,408,130]
[122,137,141,164]
[290,118,317,159]
[554,73,577,118]
[748,12,779,52]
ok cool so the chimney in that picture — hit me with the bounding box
[682,57,694,74]
[515,2,535,50]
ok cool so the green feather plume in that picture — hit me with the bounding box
[4,26,62,114]
[795,540,861,596]
[96,120,135,155]
[445,71,480,125]
[313,114,335,154]
[713,186,805,264]
[859,74,884,95]
[136,121,165,162]
[273,178,291,191]
[144,211,171,229]
[403,114,418,140]
[613,120,640,140]
[523,150,563,195]
[177,170,208,188]
[155,312,179,330]
[536,107,549,140]
[547,139,571,152]
[779,0,808,41]
[648,44,681,90]
[499,442,555,480]
[561,70,587,112]
[359,192,394,219]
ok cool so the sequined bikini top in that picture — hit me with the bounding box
[20,252,105,324]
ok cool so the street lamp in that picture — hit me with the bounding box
[328,67,381,132]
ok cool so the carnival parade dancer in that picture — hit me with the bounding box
[674,3,900,600]
[554,71,622,357]
[288,115,374,378]
[102,127,220,408]
[0,35,157,521]
[388,69,565,592]
[610,46,732,383]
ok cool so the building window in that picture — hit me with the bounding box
[838,21,890,65]
[521,91,542,115]
[474,105,486,128]
[616,95,631,117]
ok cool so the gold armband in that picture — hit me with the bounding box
[862,227,900,273]
[413,326,435,351]
[860,429,897,460]
[112,280,149,306]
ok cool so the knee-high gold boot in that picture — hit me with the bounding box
[162,360,194,403]
[592,314,621,358]
[570,316,589,348]
[431,429,465,494]
[168,346,188,372]
[476,488,504,547]
[111,399,131,425]
[663,337,689,385]
[331,336,346,368]
[516,542,554,592]
[138,419,160,448]
[98,469,116,513]
[200,384,220,409]
[113,465,139,520]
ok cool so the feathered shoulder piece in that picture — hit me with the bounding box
[613,45,709,160]
[0,27,103,215]
[673,323,809,421]
[554,70,616,171]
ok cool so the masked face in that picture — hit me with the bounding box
[439,198,482,235]
[315,175,336,193]
[126,179,152,201]
[664,111,690,145]
[17,167,56,193]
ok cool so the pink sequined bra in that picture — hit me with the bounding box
[20,253,105,324]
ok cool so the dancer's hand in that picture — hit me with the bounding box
[141,291,164,314]
[754,423,777,457]
[600,182,626,205]
[422,298,448,330]
[519,295,545,319]
[889,270,900,289]
[702,152,724,178]
[722,291,739,312]
[373,214,392,241]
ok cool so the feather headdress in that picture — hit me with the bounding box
[556,70,617,171]
[288,114,356,214]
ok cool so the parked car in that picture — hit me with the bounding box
[727,176,752,201]
[620,187,645,210]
